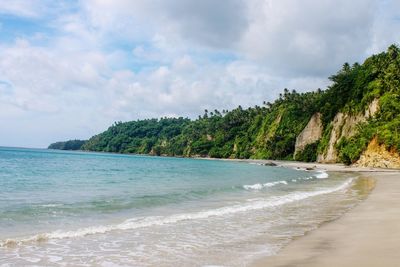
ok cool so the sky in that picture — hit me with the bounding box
[0,0,399,148]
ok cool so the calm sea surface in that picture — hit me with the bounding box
[0,147,370,266]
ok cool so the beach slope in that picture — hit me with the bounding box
[252,171,400,267]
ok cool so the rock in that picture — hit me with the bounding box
[318,99,380,163]
[263,161,277,166]
[364,98,379,118]
[324,112,365,163]
[355,137,400,169]
[294,113,323,157]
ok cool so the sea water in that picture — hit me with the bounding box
[0,147,371,266]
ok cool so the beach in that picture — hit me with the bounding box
[250,161,400,267]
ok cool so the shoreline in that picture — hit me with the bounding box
[201,157,400,173]
[243,161,400,266]
[41,148,400,173]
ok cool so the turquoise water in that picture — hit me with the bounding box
[0,147,363,266]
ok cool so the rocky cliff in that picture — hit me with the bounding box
[355,137,400,168]
[317,99,379,163]
[294,113,323,157]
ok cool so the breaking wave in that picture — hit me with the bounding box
[0,178,353,248]
[243,180,288,190]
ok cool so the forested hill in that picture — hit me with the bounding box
[48,140,86,150]
[52,45,400,167]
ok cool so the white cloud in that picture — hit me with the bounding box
[0,0,68,19]
[0,0,44,17]
[0,0,399,147]
[368,0,400,54]
[241,0,377,76]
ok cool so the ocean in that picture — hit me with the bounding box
[0,147,370,266]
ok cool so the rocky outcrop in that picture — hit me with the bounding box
[364,98,379,118]
[355,137,400,168]
[233,143,238,153]
[317,112,364,162]
[318,99,380,163]
[294,113,323,156]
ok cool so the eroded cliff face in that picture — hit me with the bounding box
[294,113,323,156]
[364,98,380,118]
[317,99,380,163]
[355,137,400,168]
[317,112,365,162]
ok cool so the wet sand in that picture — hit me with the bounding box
[250,162,400,267]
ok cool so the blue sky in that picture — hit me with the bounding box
[0,0,399,148]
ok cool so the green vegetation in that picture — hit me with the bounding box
[83,118,191,155]
[82,91,320,159]
[295,141,320,162]
[52,45,400,164]
[48,139,87,150]
[331,45,400,163]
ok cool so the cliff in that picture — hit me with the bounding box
[317,99,379,163]
[294,113,323,158]
[355,137,400,168]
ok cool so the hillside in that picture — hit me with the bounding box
[55,45,400,167]
[48,139,87,150]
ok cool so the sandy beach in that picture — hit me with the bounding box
[248,161,400,267]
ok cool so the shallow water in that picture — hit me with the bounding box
[0,147,371,266]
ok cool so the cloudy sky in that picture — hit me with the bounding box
[0,0,399,148]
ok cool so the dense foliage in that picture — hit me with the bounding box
[82,91,320,159]
[53,45,400,164]
[48,140,87,150]
[331,45,400,164]
[82,118,191,155]
[294,141,319,162]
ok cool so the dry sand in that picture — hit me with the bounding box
[248,161,400,267]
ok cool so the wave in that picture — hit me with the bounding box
[243,180,288,190]
[315,171,329,179]
[37,204,64,208]
[0,178,353,248]
[294,167,329,179]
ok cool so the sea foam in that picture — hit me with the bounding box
[315,171,329,179]
[0,178,353,248]
[243,180,288,190]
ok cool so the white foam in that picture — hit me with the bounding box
[294,167,329,180]
[315,171,329,179]
[48,255,63,262]
[38,204,64,208]
[24,257,40,263]
[243,180,288,190]
[0,178,353,247]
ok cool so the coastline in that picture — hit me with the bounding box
[242,161,400,267]
[201,157,400,172]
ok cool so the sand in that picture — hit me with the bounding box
[249,161,400,267]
